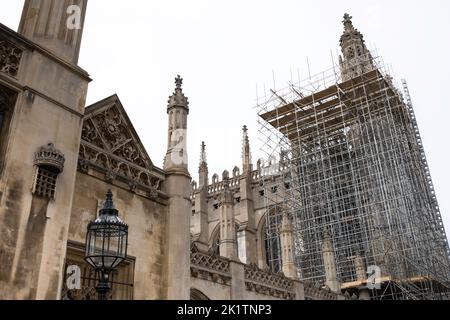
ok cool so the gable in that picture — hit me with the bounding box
[78,95,165,197]
[81,95,153,169]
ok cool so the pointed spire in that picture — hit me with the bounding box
[168,75,189,111]
[340,13,364,47]
[199,141,208,172]
[242,125,252,173]
[339,13,375,81]
[323,226,331,240]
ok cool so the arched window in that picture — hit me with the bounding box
[263,206,283,273]
[210,223,241,257]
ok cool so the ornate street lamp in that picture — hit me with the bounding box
[85,190,129,300]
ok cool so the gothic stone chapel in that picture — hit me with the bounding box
[0,0,348,300]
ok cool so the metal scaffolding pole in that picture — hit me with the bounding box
[257,52,450,300]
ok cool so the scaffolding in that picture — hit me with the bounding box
[257,52,450,300]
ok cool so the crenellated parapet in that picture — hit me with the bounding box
[192,164,290,197]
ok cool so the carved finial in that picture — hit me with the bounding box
[323,226,330,240]
[175,75,183,89]
[199,141,208,172]
[343,13,352,25]
[221,170,233,204]
[200,142,207,162]
[242,125,252,173]
[222,170,230,181]
[168,75,189,110]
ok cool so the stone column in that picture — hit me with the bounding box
[280,212,297,279]
[236,126,257,264]
[219,171,238,260]
[229,261,245,300]
[322,227,340,293]
[354,254,370,300]
[163,76,191,300]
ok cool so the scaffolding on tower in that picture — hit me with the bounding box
[256,50,450,300]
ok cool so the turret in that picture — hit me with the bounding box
[191,142,209,252]
[163,76,192,299]
[339,13,375,81]
[164,75,189,174]
[219,171,238,260]
[237,126,257,264]
[198,141,208,189]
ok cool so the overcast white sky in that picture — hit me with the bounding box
[2,0,450,236]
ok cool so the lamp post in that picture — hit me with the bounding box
[85,190,129,300]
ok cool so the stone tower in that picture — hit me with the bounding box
[0,0,90,299]
[163,75,192,299]
[339,13,375,82]
[18,0,88,64]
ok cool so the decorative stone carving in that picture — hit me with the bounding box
[149,187,159,200]
[82,105,150,169]
[190,246,232,286]
[79,100,164,196]
[167,75,189,111]
[105,171,116,183]
[244,263,294,293]
[303,282,341,300]
[0,39,23,77]
[190,249,231,274]
[34,143,65,173]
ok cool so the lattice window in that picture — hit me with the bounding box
[33,166,58,199]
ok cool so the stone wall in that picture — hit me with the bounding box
[68,171,168,299]
[189,246,344,300]
[0,23,90,300]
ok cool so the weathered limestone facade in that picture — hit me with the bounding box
[0,1,348,300]
[0,0,90,299]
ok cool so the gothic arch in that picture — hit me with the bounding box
[209,221,241,257]
[190,288,210,300]
[259,207,282,273]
